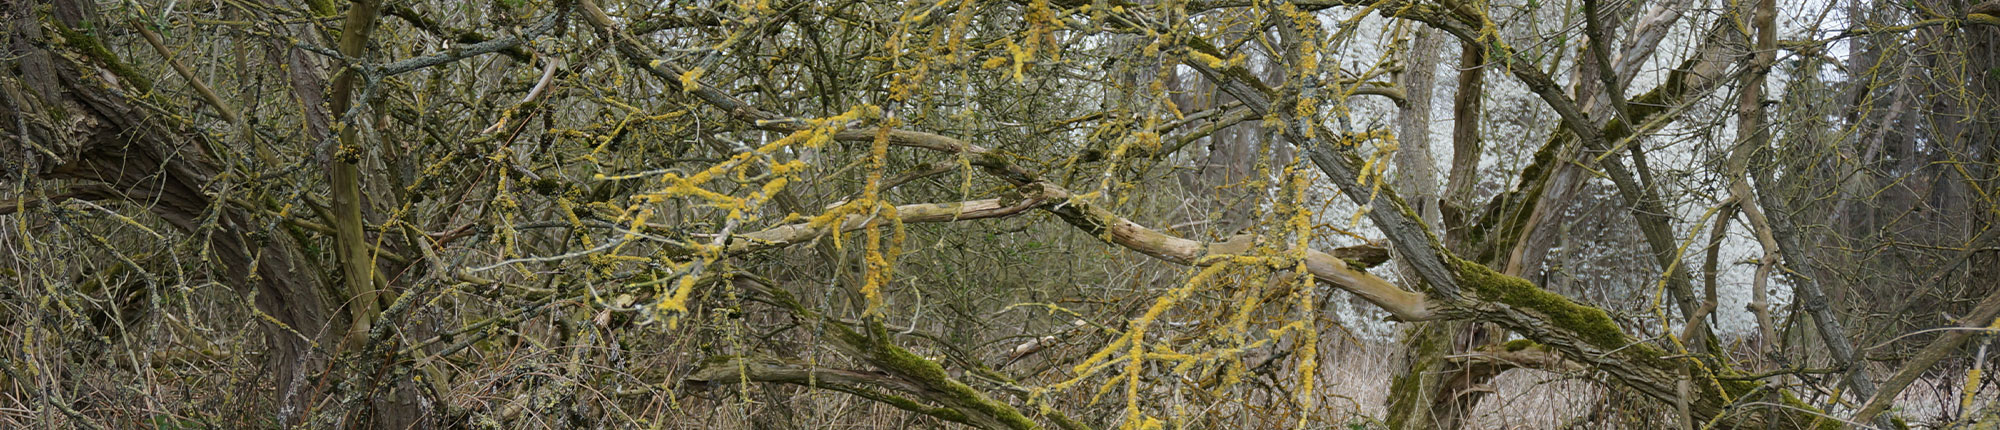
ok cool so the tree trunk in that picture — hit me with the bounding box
[1,2,339,425]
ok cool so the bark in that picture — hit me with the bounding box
[1393,28,1443,229]
[1188,18,1834,428]
[587,0,1841,425]
[3,1,433,426]
[1384,26,1448,430]
[1726,0,1786,359]
[1751,138,1885,419]
[328,0,385,353]
[1385,26,1497,430]
[1532,8,1709,341]
[686,356,987,426]
[1845,2,2000,422]
[1853,282,2000,423]
[319,2,430,427]
[1,1,338,425]
[1440,39,1483,246]
[715,279,1050,430]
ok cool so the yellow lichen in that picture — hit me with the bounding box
[678,68,704,93]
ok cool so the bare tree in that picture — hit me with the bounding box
[3,0,1996,428]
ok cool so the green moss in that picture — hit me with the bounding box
[43,105,71,123]
[834,326,1039,430]
[1677,371,1848,429]
[1381,188,1443,244]
[699,354,740,367]
[1732,387,1844,430]
[1384,321,1454,429]
[869,394,968,423]
[1340,258,1374,270]
[881,343,1037,429]
[1469,55,1699,264]
[869,338,951,384]
[51,20,154,95]
[711,355,972,425]
[1469,132,1562,264]
[1452,257,1627,350]
[1502,339,1540,352]
[305,0,337,16]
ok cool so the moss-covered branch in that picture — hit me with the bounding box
[686,356,977,425]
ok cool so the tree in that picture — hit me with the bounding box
[2,0,1995,428]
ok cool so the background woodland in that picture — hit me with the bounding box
[3,0,1999,428]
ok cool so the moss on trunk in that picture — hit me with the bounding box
[832,324,1040,430]
[1453,257,1633,351]
[1385,321,1454,429]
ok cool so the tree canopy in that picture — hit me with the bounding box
[2,0,1997,428]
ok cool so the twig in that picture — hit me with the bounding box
[466,236,627,273]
